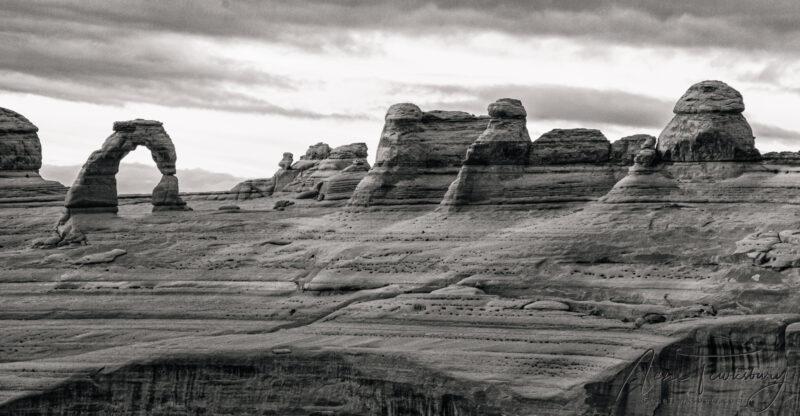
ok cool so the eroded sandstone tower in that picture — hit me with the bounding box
[0,107,66,200]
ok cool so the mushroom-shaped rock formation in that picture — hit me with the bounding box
[657,80,759,162]
[349,103,489,206]
[603,81,800,204]
[0,107,67,200]
[64,119,188,213]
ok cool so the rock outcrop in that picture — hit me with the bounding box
[282,142,369,199]
[349,103,489,206]
[610,134,655,165]
[657,80,759,162]
[441,99,532,206]
[529,128,611,165]
[603,81,800,204]
[64,119,188,213]
[318,159,371,201]
[0,107,66,200]
[228,153,296,201]
[442,107,631,207]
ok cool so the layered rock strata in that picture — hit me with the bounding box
[0,107,66,200]
[349,103,489,206]
[441,105,637,207]
[282,142,369,199]
[657,80,759,162]
[64,119,188,213]
[603,81,800,204]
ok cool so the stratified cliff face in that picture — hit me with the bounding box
[442,118,640,207]
[0,352,510,416]
[349,103,488,206]
[0,107,66,201]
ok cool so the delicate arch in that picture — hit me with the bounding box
[64,119,188,213]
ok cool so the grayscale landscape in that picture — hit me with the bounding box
[3,1,800,415]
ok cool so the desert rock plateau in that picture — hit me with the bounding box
[4,81,800,415]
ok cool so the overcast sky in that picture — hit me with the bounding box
[4,0,800,182]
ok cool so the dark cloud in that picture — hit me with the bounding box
[2,1,800,117]
[3,1,800,52]
[41,163,244,193]
[398,83,673,129]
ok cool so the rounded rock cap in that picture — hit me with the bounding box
[113,119,164,132]
[385,103,423,121]
[488,98,526,119]
[673,80,744,114]
[0,107,38,133]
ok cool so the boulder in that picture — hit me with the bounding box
[301,142,331,160]
[349,103,489,206]
[530,129,611,165]
[0,107,67,200]
[657,80,759,162]
[278,152,293,170]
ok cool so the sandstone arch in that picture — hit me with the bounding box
[65,119,188,213]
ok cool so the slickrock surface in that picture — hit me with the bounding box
[3,197,800,414]
[6,81,800,415]
[0,107,66,202]
[349,103,489,206]
[657,80,759,162]
[64,119,187,214]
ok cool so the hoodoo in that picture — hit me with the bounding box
[441,100,643,207]
[602,80,800,203]
[349,103,489,206]
[657,80,759,162]
[0,107,66,200]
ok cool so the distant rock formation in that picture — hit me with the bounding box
[349,103,489,206]
[657,80,759,162]
[603,80,800,204]
[64,119,189,213]
[228,142,369,202]
[441,101,639,207]
[0,107,66,200]
[283,142,369,199]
